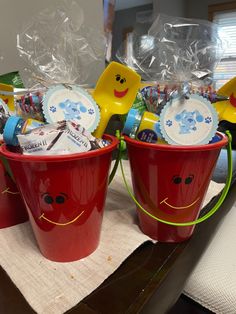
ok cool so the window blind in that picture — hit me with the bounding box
[213,10,236,90]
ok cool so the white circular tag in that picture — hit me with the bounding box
[42,84,100,133]
[159,94,219,145]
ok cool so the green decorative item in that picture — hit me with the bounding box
[0,71,24,88]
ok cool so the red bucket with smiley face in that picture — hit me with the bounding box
[0,158,28,228]
[124,132,228,242]
[0,135,118,262]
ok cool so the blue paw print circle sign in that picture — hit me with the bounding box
[42,84,100,133]
[159,94,219,145]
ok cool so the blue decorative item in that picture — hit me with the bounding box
[58,99,87,120]
[174,109,204,134]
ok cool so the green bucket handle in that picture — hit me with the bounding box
[112,130,233,227]
[109,131,127,184]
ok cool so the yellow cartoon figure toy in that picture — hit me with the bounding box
[93,62,141,138]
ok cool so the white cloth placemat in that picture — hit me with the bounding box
[184,200,236,314]
[0,160,224,314]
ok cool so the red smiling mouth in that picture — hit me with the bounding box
[230,93,236,107]
[39,210,85,226]
[114,88,128,98]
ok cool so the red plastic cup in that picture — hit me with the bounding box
[124,132,228,242]
[0,158,28,228]
[0,135,118,262]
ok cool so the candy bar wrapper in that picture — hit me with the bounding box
[17,120,108,156]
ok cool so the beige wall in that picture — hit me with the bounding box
[0,0,104,86]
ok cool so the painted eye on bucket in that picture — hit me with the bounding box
[42,194,54,204]
[172,176,182,184]
[55,193,68,204]
[185,175,194,184]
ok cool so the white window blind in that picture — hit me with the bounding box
[213,10,236,90]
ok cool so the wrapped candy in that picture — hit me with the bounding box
[117,14,226,94]
[17,0,105,88]
[15,0,105,132]
[117,14,227,145]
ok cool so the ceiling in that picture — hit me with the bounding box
[115,0,153,11]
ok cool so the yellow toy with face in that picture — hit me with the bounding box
[214,76,236,123]
[93,62,141,138]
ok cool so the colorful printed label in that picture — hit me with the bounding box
[137,111,165,144]
[137,129,158,143]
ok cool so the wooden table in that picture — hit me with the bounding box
[1,148,236,314]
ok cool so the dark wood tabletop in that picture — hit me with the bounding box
[1,148,236,314]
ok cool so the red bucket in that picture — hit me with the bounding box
[124,132,229,242]
[0,158,28,228]
[0,135,118,262]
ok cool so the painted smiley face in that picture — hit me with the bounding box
[93,62,141,115]
[0,167,28,227]
[230,93,236,107]
[38,192,84,226]
[114,74,129,98]
[2,171,19,195]
[158,174,200,214]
